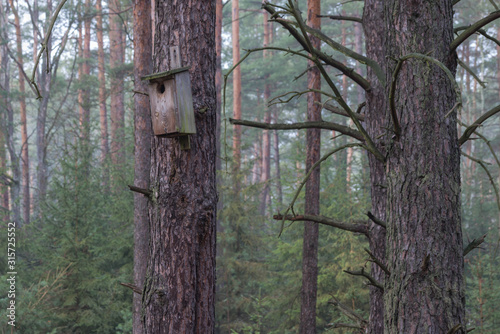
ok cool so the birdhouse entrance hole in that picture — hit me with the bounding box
[157,83,166,94]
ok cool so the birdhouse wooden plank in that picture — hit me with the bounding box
[142,61,196,138]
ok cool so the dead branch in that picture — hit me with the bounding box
[317,14,362,23]
[457,59,486,88]
[367,211,386,228]
[263,3,371,91]
[277,143,366,236]
[128,185,153,198]
[450,11,500,52]
[273,214,368,235]
[229,118,364,141]
[120,282,142,295]
[364,248,390,275]
[461,152,500,212]
[459,104,500,145]
[344,268,384,291]
[328,296,368,327]
[454,26,500,48]
[319,101,365,121]
[463,234,487,256]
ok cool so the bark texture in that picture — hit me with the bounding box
[363,1,388,332]
[143,1,217,333]
[260,11,271,215]
[300,0,321,332]
[133,0,152,332]
[383,1,464,332]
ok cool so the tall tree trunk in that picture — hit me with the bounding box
[79,0,91,142]
[143,1,217,332]
[133,0,152,332]
[383,1,464,332]
[109,0,125,166]
[96,0,109,177]
[300,0,320,332]
[9,0,30,225]
[35,0,53,216]
[215,0,223,232]
[497,26,500,234]
[232,0,242,189]
[272,108,283,207]
[363,1,388,332]
[0,4,10,221]
[260,11,271,215]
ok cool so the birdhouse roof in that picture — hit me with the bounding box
[141,66,191,83]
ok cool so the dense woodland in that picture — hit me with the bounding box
[0,0,499,332]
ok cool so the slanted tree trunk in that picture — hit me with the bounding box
[383,1,464,332]
[143,1,217,332]
[232,0,242,189]
[96,0,109,176]
[133,0,152,332]
[9,0,29,225]
[300,0,321,332]
[109,0,125,166]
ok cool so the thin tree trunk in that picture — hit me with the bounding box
[260,11,271,215]
[300,0,321,332]
[35,0,52,217]
[232,0,242,189]
[96,0,109,178]
[143,1,217,332]
[79,0,91,142]
[9,0,29,225]
[0,5,10,221]
[133,0,152,332]
[109,0,125,166]
[383,1,464,331]
[272,108,283,207]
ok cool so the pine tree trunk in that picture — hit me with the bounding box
[300,0,321,332]
[383,1,464,332]
[260,12,272,215]
[109,0,125,166]
[9,0,29,225]
[363,1,388,332]
[0,6,10,222]
[96,0,109,174]
[273,108,283,207]
[143,1,217,332]
[79,0,91,141]
[133,0,152,332]
[232,0,242,188]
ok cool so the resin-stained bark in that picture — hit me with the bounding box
[133,0,152,332]
[300,0,321,332]
[383,0,464,332]
[143,1,217,333]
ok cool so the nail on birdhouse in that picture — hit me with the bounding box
[142,46,196,142]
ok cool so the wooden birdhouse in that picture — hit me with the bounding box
[142,46,196,141]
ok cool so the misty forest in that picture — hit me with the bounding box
[1,0,500,333]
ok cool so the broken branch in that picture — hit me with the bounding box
[273,214,368,234]
[463,234,487,256]
[344,268,384,291]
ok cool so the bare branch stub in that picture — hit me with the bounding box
[463,234,487,257]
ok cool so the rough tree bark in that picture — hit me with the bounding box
[132,0,152,332]
[142,1,217,333]
[9,0,30,225]
[383,1,464,332]
[363,1,388,332]
[300,0,321,332]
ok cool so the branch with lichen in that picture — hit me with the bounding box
[389,53,462,140]
[450,10,500,52]
[463,234,487,256]
[273,214,368,235]
[229,118,364,141]
[459,104,500,145]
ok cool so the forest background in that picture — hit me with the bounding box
[0,0,499,332]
